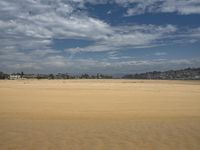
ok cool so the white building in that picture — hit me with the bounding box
[9,75,21,80]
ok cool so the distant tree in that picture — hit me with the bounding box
[20,72,24,78]
[81,74,90,79]
[48,74,54,79]
[97,73,101,79]
[0,72,4,79]
[65,73,70,79]
[0,72,9,79]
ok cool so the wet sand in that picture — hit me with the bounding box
[0,80,200,150]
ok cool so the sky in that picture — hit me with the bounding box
[0,0,200,74]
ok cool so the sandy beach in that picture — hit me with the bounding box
[0,79,200,150]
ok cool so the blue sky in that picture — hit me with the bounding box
[0,0,200,74]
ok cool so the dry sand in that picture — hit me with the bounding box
[0,79,200,150]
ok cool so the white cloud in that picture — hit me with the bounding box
[66,24,177,52]
[46,58,200,74]
[120,0,200,16]
[158,0,200,15]
[71,0,200,16]
[0,0,113,52]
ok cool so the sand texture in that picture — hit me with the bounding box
[0,80,200,150]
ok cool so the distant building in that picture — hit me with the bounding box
[194,75,200,80]
[9,74,21,80]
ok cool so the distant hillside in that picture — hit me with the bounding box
[122,68,200,80]
[1,68,200,80]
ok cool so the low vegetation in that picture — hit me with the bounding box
[1,68,200,80]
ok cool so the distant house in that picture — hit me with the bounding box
[9,74,21,80]
[194,75,200,80]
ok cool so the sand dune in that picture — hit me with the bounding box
[0,80,200,150]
